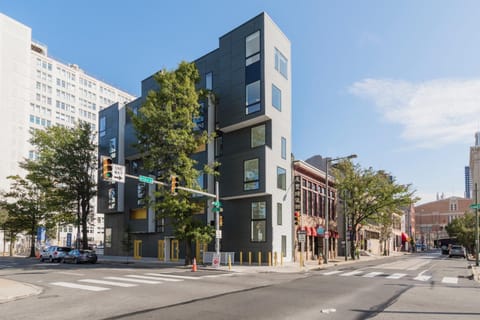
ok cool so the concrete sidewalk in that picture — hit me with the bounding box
[0,278,42,304]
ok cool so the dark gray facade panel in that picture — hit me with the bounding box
[220,195,272,260]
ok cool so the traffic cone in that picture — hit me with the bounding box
[192,257,197,272]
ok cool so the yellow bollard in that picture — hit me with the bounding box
[268,252,272,266]
[274,251,278,267]
[258,251,262,266]
[299,251,303,267]
[240,251,243,265]
[248,251,252,265]
[228,254,232,271]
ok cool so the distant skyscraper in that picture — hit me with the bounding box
[476,132,480,146]
[465,166,472,199]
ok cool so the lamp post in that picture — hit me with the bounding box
[324,154,357,264]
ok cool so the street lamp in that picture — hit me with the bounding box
[324,154,357,264]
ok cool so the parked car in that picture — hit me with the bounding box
[449,245,466,258]
[63,249,98,264]
[40,246,72,262]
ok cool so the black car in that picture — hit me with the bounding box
[63,249,98,264]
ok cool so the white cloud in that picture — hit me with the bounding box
[349,78,480,148]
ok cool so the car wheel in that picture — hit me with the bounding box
[49,256,53,263]
[40,257,44,262]
[449,255,452,258]
[74,258,78,264]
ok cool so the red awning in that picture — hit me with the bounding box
[306,227,312,236]
[311,227,318,237]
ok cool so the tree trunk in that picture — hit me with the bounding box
[185,239,192,266]
[350,229,357,260]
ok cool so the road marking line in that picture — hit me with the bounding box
[441,277,458,284]
[143,273,185,281]
[127,275,182,282]
[407,260,431,270]
[51,282,110,291]
[58,272,85,276]
[340,270,363,276]
[144,273,199,280]
[104,276,161,284]
[386,273,407,279]
[79,279,138,287]
[322,270,343,276]
[413,275,431,281]
[362,272,384,278]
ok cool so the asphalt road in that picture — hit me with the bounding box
[0,252,478,320]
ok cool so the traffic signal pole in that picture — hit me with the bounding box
[215,181,220,256]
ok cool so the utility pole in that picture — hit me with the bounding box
[476,183,479,267]
[215,181,220,256]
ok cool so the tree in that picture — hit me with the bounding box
[445,212,476,253]
[1,174,56,257]
[130,61,215,265]
[333,161,417,259]
[25,122,97,249]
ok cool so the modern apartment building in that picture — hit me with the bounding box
[0,13,135,253]
[98,12,292,262]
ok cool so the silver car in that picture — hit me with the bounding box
[449,245,466,259]
[39,246,72,262]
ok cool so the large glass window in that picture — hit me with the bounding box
[246,31,260,61]
[272,84,281,111]
[275,48,288,79]
[251,201,266,242]
[244,159,259,190]
[246,80,261,114]
[137,183,146,206]
[281,137,287,159]
[251,124,266,148]
[206,72,213,90]
[277,166,286,190]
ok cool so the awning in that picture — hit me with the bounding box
[401,232,408,242]
[306,227,312,236]
[311,227,318,237]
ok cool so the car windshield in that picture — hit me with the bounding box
[451,246,462,250]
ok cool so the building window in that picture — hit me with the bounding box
[281,235,287,257]
[277,203,282,225]
[215,135,223,157]
[244,159,259,190]
[137,183,146,207]
[245,31,260,65]
[99,116,106,137]
[193,103,205,131]
[108,187,116,210]
[281,137,286,159]
[251,201,266,242]
[246,80,261,115]
[277,166,286,190]
[272,84,281,111]
[156,217,165,233]
[206,72,213,90]
[251,124,266,148]
[275,48,288,79]
[109,138,117,159]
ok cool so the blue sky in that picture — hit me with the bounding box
[2,0,480,204]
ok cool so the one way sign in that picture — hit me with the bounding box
[111,164,125,183]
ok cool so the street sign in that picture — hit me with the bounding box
[112,164,125,183]
[212,253,220,268]
[216,230,222,239]
[139,175,154,184]
[298,230,306,242]
[470,203,480,209]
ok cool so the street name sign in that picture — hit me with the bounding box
[470,203,480,209]
[112,164,125,183]
[139,175,154,184]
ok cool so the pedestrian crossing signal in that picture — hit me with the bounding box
[294,211,300,225]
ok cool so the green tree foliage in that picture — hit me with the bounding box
[445,212,476,253]
[25,121,97,249]
[333,161,417,259]
[1,174,56,257]
[130,61,215,265]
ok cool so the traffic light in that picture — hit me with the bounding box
[219,214,223,227]
[102,156,113,180]
[294,211,300,226]
[170,175,179,194]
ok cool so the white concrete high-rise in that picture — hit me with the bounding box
[0,13,135,252]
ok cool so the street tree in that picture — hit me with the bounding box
[25,121,97,249]
[445,212,476,253]
[130,61,215,265]
[333,161,416,259]
[1,174,56,257]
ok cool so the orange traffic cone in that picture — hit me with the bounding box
[192,257,197,272]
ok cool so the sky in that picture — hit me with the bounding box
[2,0,480,204]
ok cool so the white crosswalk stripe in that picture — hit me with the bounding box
[126,275,182,282]
[385,273,407,279]
[413,275,432,282]
[144,273,199,280]
[79,279,138,287]
[362,272,384,278]
[143,273,184,281]
[340,270,364,277]
[51,282,110,292]
[104,276,161,284]
[441,277,458,284]
[321,270,343,276]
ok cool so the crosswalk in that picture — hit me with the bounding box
[50,272,225,292]
[319,269,460,285]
